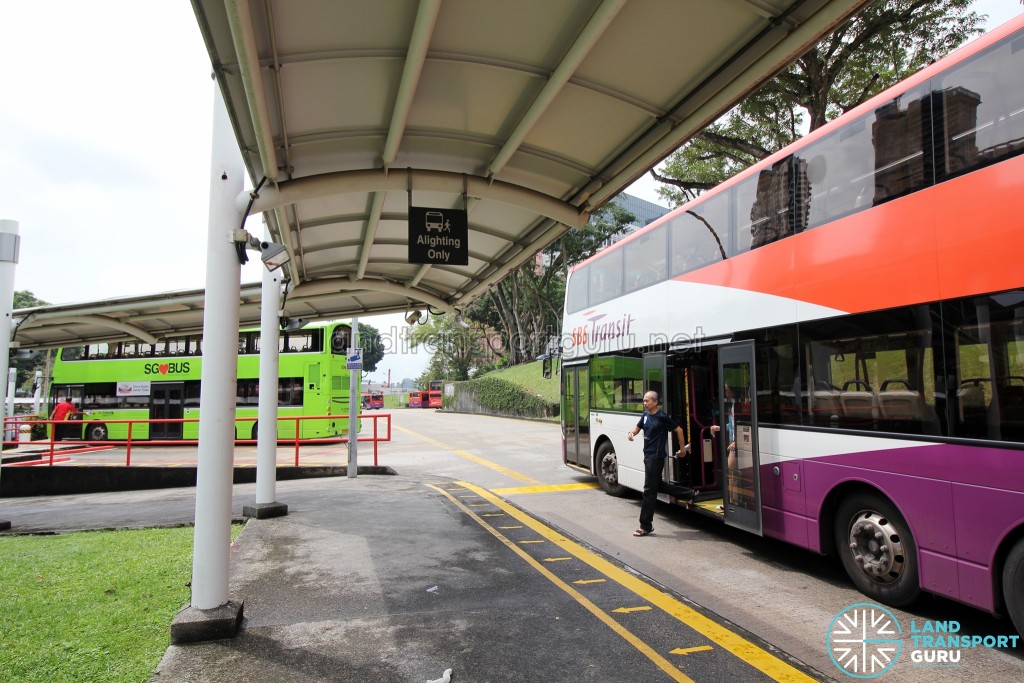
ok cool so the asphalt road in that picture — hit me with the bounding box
[4,408,1022,681]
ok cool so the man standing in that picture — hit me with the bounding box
[50,397,79,440]
[627,391,696,537]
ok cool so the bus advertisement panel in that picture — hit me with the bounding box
[50,322,357,441]
[561,16,1024,634]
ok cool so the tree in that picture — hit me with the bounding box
[357,322,384,373]
[467,202,636,366]
[408,314,488,382]
[12,291,53,398]
[652,0,984,205]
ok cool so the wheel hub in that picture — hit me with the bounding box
[600,453,618,485]
[848,512,905,584]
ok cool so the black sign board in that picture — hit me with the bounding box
[408,206,468,265]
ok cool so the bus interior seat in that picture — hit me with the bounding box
[840,380,877,420]
[957,379,988,422]
[878,379,924,420]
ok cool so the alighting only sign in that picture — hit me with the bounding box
[408,206,468,265]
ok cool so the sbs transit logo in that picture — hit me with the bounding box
[827,603,902,678]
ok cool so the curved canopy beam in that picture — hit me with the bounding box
[239,168,589,229]
[16,314,159,345]
[289,277,457,316]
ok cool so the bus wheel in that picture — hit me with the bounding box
[835,492,920,607]
[85,423,108,441]
[1002,538,1024,636]
[250,422,259,440]
[595,441,625,497]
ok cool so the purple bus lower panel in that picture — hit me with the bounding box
[958,558,997,613]
[761,505,810,548]
[919,548,960,602]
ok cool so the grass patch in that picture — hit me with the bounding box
[487,359,561,404]
[0,524,242,683]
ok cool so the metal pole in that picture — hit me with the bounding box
[190,87,243,610]
[6,368,16,444]
[0,219,19,517]
[255,246,282,505]
[347,318,359,478]
[33,369,42,415]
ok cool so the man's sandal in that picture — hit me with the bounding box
[633,528,653,537]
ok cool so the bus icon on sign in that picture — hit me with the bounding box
[425,211,447,233]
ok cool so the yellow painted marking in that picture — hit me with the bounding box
[466,503,490,507]
[574,579,606,585]
[543,557,573,563]
[671,646,714,656]
[396,426,540,483]
[497,525,523,530]
[458,495,479,499]
[491,482,600,495]
[456,481,818,683]
[480,513,505,517]
[613,606,652,614]
[517,540,545,545]
[428,484,694,683]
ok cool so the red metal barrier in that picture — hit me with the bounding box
[2,413,392,467]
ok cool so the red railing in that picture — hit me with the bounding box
[1,413,391,467]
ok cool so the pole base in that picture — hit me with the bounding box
[170,600,244,644]
[242,502,288,519]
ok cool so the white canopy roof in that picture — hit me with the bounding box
[13,0,868,349]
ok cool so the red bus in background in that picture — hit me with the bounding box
[407,391,423,408]
[361,392,384,409]
[425,380,443,408]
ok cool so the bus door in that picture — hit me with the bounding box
[646,351,685,483]
[562,362,589,468]
[150,382,184,440]
[718,342,762,535]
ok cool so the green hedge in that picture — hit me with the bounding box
[444,375,558,419]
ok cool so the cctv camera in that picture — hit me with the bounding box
[260,242,290,271]
[405,310,422,325]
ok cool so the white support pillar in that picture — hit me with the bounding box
[243,241,286,519]
[186,86,243,617]
[0,219,17,527]
[347,319,359,478]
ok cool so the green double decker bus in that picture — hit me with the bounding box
[49,321,358,442]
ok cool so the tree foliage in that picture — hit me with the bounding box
[408,313,489,382]
[357,322,384,373]
[466,203,636,366]
[11,291,53,396]
[653,0,984,206]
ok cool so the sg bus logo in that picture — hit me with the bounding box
[827,603,902,678]
[144,362,191,376]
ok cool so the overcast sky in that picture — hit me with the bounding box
[1,1,1021,382]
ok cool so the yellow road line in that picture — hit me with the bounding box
[457,481,818,683]
[395,426,540,483]
[491,482,600,495]
[672,646,714,656]
[428,483,695,683]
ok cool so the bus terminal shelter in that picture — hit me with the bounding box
[5,0,870,641]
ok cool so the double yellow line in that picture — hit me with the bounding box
[432,481,818,683]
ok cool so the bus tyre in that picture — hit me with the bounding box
[251,422,259,441]
[595,441,626,497]
[835,492,920,607]
[85,423,108,442]
[1002,538,1024,637]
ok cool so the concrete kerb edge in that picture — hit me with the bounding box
[169,600,244,644]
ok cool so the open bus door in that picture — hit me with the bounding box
[718,342,762,535]
[561,362,589,468]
